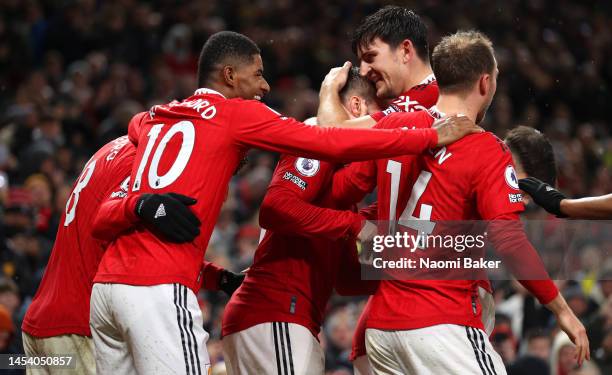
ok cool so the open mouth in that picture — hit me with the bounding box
[254,95,262,101]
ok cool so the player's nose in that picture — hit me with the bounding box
[261,79,270,95]
[359,61,371,76]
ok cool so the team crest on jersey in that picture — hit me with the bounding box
[504,165,520,190]
[295,158,320,177]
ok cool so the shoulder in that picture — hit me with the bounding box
[127,111,150,145]
[226,98,286,118]
[469,132,510,155]
[97,136,136,166]
[375,110,432,130]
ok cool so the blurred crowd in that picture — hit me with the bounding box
[0,0,611,374]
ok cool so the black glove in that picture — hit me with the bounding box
[135,193,201,243]
[518,177,567,217]
[218,270,245,296]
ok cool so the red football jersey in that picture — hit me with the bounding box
[223,154,375,337]
[94,88,439,292]
[364,109,557,331]
[370,74,438,121]
[22,137,135,337]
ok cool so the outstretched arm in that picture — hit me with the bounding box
[519,177,612,219]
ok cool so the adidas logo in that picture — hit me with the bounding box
[154,203,166,219]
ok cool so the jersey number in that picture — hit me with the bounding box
[132,121,195,191]
[64,159,97,226]
[386,160,436,244]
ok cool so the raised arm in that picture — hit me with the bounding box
[232,100,481,164]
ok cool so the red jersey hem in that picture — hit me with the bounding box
[366,315,484,331]
[223,313,319,339]
[93,274,198,293]
[22,321,91,338]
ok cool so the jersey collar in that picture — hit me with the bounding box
[194,88,226,98]
[419,73,436,85]
[428,105,445,119]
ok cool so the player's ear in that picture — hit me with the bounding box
[349,96,362,117]
[399,39,414,63]
[479,74,490,96]
[222,65,236,87]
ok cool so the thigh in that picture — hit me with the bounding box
[365,329,409,375]
[22,333,95,375]
[223,322,324,375]
[23,333,48,375]
[394,325,507,375]
[113,283,211,375]
[90,283,135,375]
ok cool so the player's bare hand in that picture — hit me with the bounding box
[547,295,590,366]
[433,114,483,147]
[320,61,352,94]
[357,220,377,243]
[556,309,590,365]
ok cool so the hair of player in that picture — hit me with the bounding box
[432,30,495,95]
[339,67,377,103]
[505,125,557,185]
[197,31,261,87]
[351,6,429,62]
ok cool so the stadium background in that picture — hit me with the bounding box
[0,0,611,374]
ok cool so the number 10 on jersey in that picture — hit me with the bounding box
[132,121,195,191]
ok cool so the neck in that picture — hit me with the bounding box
[202,81,233,98]
[435,93,479,123]
[400,60,434,93]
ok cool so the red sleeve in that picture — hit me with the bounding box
[200,261,224,291]
[473,135,557,304]
[91,184,140,241]
[474,134,525,219]
[488,214,559,305]
[258,155,364,240]
[230,100,438,163]
[335,242,379,296]
[331,161,377,206]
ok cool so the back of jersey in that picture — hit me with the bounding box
[368,121,525,331]
[22,136,135,337]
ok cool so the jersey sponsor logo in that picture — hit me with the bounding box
[508,193,523,203]
[282,171,307,190]
[295,158,320,177]
[505,165,520,190]
[382,104,401,116]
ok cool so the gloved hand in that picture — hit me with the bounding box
[135,193,201,243]
[519,177,567,217]
[219,270,245,296]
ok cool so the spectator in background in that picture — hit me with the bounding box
[524,329,552,361]
[0,0,610,369]
[551,331,578,375]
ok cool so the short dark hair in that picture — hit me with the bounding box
[504,125,557,185]
[432,31,495,94]
[351,6,429,61]
[197,31,261,87]
[339,67,377,103]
